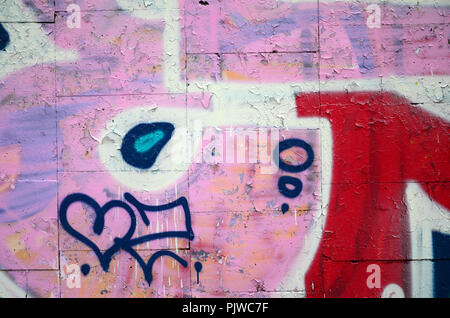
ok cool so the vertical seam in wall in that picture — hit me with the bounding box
[182,3,192,297]
[25,270,28,298]
[317,0,325,298]
[317,0,321,112]
[53,4,61,297]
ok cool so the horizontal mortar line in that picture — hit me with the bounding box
[0,21,55,23]
[191,290,306,295]
[41,175,450,181]
[54,208,314,213]
[55,92,187,98]
[56,170,188,173]
[318,22,450,27]
[54,8,182,13]
[0,269,58,272]
[2,19,448,27]
[187,209,319,213]
[187,51,319,55]
[321,180,450,185]
[59,248,191,252]
[55,168,306,173]
[14,179,57,182]
[409,102,449,105]
[323,258,450,262]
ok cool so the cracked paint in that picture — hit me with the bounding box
[0,0,448,298]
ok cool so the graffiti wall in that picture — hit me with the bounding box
[0,0,448,298]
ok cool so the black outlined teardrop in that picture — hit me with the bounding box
[120,122,174,169]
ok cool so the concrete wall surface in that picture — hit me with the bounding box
[0,0,448,298]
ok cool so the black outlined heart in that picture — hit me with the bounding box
[59,193,137,272]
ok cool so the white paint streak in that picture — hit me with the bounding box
[408,182,450,298]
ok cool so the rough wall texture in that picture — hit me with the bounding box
[0,0,448,298]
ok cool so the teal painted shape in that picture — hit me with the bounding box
[134,130,165,153]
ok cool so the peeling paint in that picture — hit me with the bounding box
[0,0,448,298]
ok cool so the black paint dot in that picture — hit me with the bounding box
[281,203,289,214]
[194,261,203,273]
[81,264,90,276]
[194,261,203,284]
